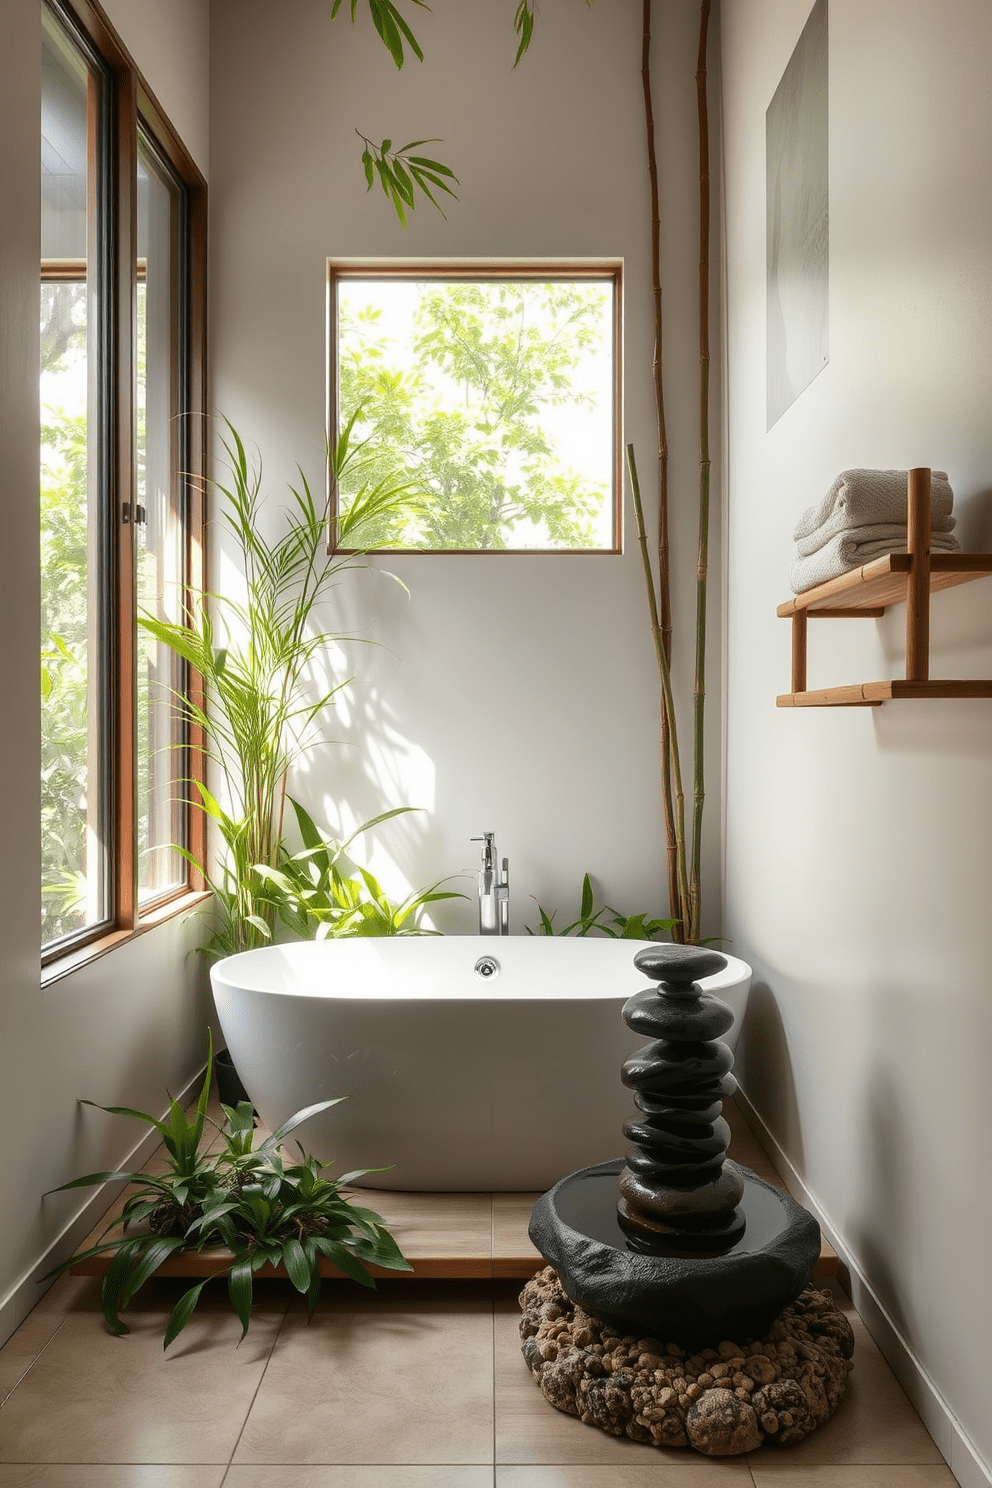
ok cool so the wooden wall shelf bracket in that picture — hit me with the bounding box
[777,468,992,707]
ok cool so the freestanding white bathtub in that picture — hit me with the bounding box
[210,937,751,1192]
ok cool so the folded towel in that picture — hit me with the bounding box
[793,468,954,542]
[795,516,956,559]
[791,530,961,595]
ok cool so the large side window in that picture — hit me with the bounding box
[40,0,206,967]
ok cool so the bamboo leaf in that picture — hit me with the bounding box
[369,0,405,67]
[383,0,424,63]
[405,155,457,178]
[513,0,534,66]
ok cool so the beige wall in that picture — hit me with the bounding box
[721,2,992,1483]
[99,0,209,175]
[0,0,210,1345]
[207,0,723,937]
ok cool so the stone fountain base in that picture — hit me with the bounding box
[519,1266,854,1456]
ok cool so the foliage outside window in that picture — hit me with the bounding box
[40,0,206,966]
[329,264,621,552]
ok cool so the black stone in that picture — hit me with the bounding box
[624,1102,723,1137]
[624,1147,725,1178]
[616,1196,748,1252]
[622,1040,734,1092]
[633,945,728,986]
[634,1075,737,1112]
[618,1160,745,1218]
[622,988,735,1042]
[625,1114,730,1160]
[529,1160,821,1350]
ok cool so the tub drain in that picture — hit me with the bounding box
[474,955,500,980]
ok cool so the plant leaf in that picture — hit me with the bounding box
[281,1237,312,1293]
[228,1257,254,1340]
[163,1279,212,1350]
[513,0,534,66]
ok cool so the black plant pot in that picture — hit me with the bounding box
[214,1047,255,1115]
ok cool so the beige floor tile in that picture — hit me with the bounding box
[233,1282,495,1465]
[33,1273,106,1314]
[497,1464,755,1485]
[0,1312,66,1402]
[225,1469,494,1487]
[494,1289,663,1466]
[0,1469,226,1487]
[747,1292,945,1469]
[749,1467,960,1487]
[0,1309,281,1464]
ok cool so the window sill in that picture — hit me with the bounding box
[41,889,213,988]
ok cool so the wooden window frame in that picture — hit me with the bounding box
[326,258,624,555]
[41,0,208,981]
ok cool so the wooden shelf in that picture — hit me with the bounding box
[778,469,992,707]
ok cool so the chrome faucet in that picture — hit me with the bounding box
[471,832,509,936]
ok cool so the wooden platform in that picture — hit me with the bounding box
[68,1099,838,1283]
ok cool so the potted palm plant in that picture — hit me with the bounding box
[140,412,448,962]
[140,415,462,1101]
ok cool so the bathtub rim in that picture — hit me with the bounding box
[209,935,752,1003]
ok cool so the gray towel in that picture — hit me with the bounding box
[793,468,955,543]
[791,530,961,595]
[795,516,956,559]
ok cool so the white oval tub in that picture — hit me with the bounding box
[210,937,751,1192]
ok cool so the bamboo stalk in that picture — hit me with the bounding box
[628,445,689,935]
[689,0,712,944]
[640,0,681,933]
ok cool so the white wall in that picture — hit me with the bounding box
[0,0,210,1346]
[207,0,722,939]
[721,2,992,1483]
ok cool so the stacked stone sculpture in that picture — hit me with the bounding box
[528,943,822,1350]
[617,944,745,1251]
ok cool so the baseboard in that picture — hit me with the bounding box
[734,1085,991,1488]
[0,1066,206,1354]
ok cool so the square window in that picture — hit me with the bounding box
[329,263,622,552]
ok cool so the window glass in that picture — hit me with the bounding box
[40,0,206,968]
[331,268,620,552]
[40,10,109,948]
[136,131,187,905]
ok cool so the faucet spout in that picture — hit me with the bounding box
[471,832,509,935]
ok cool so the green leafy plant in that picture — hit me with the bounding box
[527,872,678,941]
[185,1144,410,1341]
[45,1034,411,1346]
[138,415,424,959]
[257,797,464,939]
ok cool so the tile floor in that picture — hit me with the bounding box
[0,1266,958,1485]
[0,1098,959,1488]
